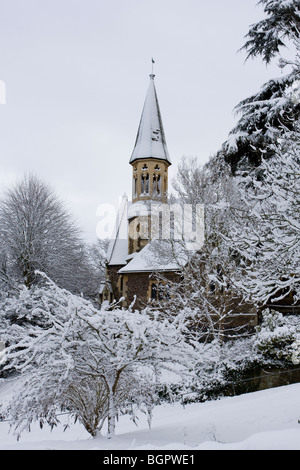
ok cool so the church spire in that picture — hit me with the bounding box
[129,74,171,165]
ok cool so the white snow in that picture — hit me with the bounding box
[106,195,129,266]
[129,76,171,164]
[1,377,299,450]
[118,241,184,274]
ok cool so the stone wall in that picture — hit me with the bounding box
[225,366,300,397]
[125,271,179,309]
[107,264,124,301]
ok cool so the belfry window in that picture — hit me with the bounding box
[141,174,144,194]
[153,174,157,193]
[153,174,161,195]
[157,175,161,194]
[141,173,149,195]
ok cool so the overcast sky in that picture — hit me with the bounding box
[0,0,283,243]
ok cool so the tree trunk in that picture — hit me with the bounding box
[107,388,116,439]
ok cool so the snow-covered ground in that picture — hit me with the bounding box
[0,377,299,450]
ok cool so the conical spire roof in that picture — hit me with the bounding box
[130,74,171,165]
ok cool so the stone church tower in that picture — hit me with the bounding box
[100,72,177,308]
[128,73,172,255]
[100,72,259,333]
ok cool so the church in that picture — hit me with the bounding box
[99,71,299,337]
[100,72,180,308]
[99,71,260,337]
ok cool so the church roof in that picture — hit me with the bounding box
[106,195,129,266]
[118,240,186,274]
[129,74,171,165]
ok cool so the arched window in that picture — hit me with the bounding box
[150,282,169,301]
[157,175,161,194]
[141,174,145,194]
[151,283,157,300]
[153,174,157,193]
[158,283,164,300]
[142,173,149,195]
[153,174,161,195]
[165,284,170,300]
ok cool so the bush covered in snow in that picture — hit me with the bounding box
[254,309,300,366]
[0,273,195,438]
[166,309,300,405]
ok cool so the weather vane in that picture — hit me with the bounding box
[151,58,155,75]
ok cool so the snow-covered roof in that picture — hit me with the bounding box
[129,74,171,165]
[106,196,129,266]
[118,240,186,274]
[107,238,128,266]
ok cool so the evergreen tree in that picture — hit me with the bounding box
[229,123,300,307]
[241,0,300,64]
[221,0,300,174]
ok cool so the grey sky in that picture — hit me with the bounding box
[0,0,283,242]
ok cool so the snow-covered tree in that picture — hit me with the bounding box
[1,274,194,438]
[152,157,255,343]
[291,339,300,365]
[254,309,300,365]
[223,72,299,173]
[221,0,300,174]
[153,241,254,344]
[229,123,300,307]
[87,238,109,281]
[0,174,98,297]
[180,309,300,404]
[241,0,300,64]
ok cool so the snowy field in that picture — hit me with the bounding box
[0,377,300,451]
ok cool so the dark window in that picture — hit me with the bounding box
[151,282,169,301]
[151,283,157,300]
[158,283,164,300]
[157,175,161,194]
[141,174,149,194]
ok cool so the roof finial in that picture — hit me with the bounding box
[150,58,155,79]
